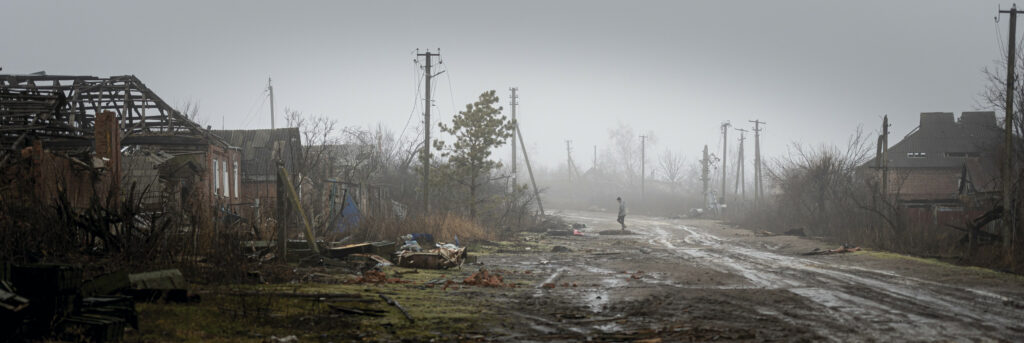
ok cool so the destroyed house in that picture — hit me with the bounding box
[210,128,302,208]
[867,112,1002,203]
[0,74,242,211]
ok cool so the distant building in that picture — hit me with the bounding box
[871,112,1001,203]
[210,128,302,209]
[861,111,1003,234]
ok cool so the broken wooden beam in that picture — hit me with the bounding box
[379,294,414,323]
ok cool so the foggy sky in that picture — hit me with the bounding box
[0,0,1014,173]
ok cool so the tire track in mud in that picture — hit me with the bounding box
[559,211,1024,341]
[668,224,1024,340]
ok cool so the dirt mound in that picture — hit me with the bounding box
[463,269,515,288]
[551,246,572,253]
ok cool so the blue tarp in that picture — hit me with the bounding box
[334,192,361,233]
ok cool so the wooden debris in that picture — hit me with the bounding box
[326,304,386,317]
[221,290,364,300]
[379,294,414,323]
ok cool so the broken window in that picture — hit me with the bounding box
[233,161,239,198]
[213,158,220,195]
[222,160,229,197]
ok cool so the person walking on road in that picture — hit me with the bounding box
[616,197,627,230]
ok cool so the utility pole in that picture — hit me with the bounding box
[510,87,518,189]
[640,135,647,198]
[566,140,574,181]
[268,77,276,129]
[417,49,441,215]
[880,116,889,196]
[701,145,710,210]
[735,128,747,199]
[720,122,731,206]
[517,124,545,215]
[593,145,598,170]
[999,6,1018,249]
[750,120,765,206]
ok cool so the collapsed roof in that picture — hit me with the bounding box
[0,74,226,150]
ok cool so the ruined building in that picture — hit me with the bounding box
[210,128,302,213]
[0,74,241,215]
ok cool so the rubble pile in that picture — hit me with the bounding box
[0,263,170,342]
[462,269,515,288]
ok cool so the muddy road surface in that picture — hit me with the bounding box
[478,210,1024,342]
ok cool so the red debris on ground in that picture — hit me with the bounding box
[542,283,556,289]
[630,271,645,279]
[350,270,410,284]
[463,269,515,288]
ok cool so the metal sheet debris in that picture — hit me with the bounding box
[395,246,467,269]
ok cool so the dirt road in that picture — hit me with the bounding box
[478,210,1024,342]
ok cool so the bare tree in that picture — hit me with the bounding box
[285,108,340,184]
[178,100,204,126]
[657,149,686,188]
[763,126,872,237]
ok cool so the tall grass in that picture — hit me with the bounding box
[341,213,494,244]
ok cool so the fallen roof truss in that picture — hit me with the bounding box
[0,74,209,148]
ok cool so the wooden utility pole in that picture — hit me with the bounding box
[720,122,731,205]
[640,135,647,198]
[510,87,518,189]
[566,140,574,181]
[999,6,1018,249]
[593,145,598,170]
[881,116,889,196]
[268,77,276,129]
[735,128,748,199]
[517,123,545,215]
[750,120,765,205]
[275,161,288,260]
[701,145,710,210]
[417,49,441,215]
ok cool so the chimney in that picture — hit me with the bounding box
[94,111,120,166]
[94,111,121,201]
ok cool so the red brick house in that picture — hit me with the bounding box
[877,112,1001,202]
[863,111,1002,231]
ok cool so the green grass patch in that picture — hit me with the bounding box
[857,250,1024,280]
[131,278,504,342]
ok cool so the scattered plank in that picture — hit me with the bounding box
[379,294,414,323]
[326,304,386,317]
[219,291,364,300]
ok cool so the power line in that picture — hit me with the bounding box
[398,61,426,145]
